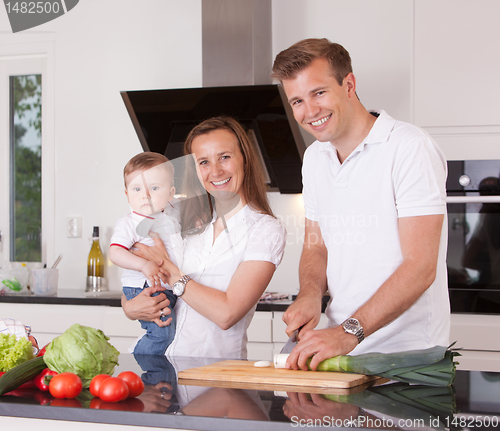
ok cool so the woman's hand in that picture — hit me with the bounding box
[132,237,181,283]
[132,236,169,261]
[121,287,173,326]
[140,260,168,287]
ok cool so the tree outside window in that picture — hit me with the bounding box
[10,75,42,262]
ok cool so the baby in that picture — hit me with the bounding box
[109,152,182,355]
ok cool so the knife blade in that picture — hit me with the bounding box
[280,329,299,354]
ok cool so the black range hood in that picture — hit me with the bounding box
[121,84,306,194]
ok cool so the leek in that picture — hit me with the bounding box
[308,345,460,387]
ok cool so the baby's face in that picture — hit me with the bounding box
[125,164,175,215]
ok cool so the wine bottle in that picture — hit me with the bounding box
[86,226,106,292]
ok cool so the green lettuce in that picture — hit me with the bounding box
[43,324,120,388]
[0,333,34,371]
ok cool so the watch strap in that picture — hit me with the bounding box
[173,275,191,296]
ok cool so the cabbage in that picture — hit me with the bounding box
[43,324,120,388]
[0,333,34,371]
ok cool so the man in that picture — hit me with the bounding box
[272,39,450,371]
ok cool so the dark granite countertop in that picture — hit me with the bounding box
[0,290,331,313]
[1,353,499,430]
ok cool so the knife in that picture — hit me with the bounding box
[280,329,299,354]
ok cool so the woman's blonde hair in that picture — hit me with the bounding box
[181,116,274,233]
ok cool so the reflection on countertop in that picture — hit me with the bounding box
[1,354,499,430]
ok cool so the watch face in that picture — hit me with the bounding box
[172,281,183,296]
[343,318,360,333]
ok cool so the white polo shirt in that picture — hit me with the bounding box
[302,110,450,354]
[166,204,286,360]
[110,198,183,289]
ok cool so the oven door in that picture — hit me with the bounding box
[447,195,500,314]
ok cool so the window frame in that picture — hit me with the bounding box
[0,43,55,265]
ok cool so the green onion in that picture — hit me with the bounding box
[308,345,460,387]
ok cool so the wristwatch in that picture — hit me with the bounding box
[341,317,365,344]
[172,275,191,297]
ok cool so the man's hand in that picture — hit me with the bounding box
[285,326,358,371]
[282,295,322,338]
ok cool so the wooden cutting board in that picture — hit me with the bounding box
[178,360,381,393]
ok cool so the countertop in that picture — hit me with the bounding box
[0,289,310,312]
[1,354,499,430]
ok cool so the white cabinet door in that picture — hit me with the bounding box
[414,1,500,128]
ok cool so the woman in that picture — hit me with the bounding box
[122,116,286,359]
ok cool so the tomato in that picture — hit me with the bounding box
[117,371,144,398]
[89,374,111,397]
[49,372,82,399]
[98,377,129,403]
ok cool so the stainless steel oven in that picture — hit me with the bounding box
[447,160,500,314]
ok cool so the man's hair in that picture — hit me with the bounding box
[272,38,353,85]
[123,152,174,187]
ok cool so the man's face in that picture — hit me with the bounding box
[125,164,175,215]
[282,57,355,144]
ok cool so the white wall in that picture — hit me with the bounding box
[1,0,499,295]
[271,0,414,295]
[1,0,203,291]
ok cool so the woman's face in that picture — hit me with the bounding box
[190,128,246,205]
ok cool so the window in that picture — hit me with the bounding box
[10,74,42,261]
[0,49,54,265]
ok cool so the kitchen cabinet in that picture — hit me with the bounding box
[0,302,143,354]
[414,1,500,129]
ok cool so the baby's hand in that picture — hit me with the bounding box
[141,261,164,287]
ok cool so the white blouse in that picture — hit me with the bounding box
[166,204,286,360]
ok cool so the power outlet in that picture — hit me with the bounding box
[67,217,82,238]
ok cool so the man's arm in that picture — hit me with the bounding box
[282,218,328,337]
[287,213,444,371]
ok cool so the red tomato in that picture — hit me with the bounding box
[89,374,111,397]
[117,371,145,398]
[98,377,129,403]
[49,372,82,399]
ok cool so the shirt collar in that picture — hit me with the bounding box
[131,209,163,221]
[317,109,396,159]
[213,203,249,227]
[362,110,396,145]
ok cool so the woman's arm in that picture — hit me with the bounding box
[132,239,276,330]
[180,260,275,330]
